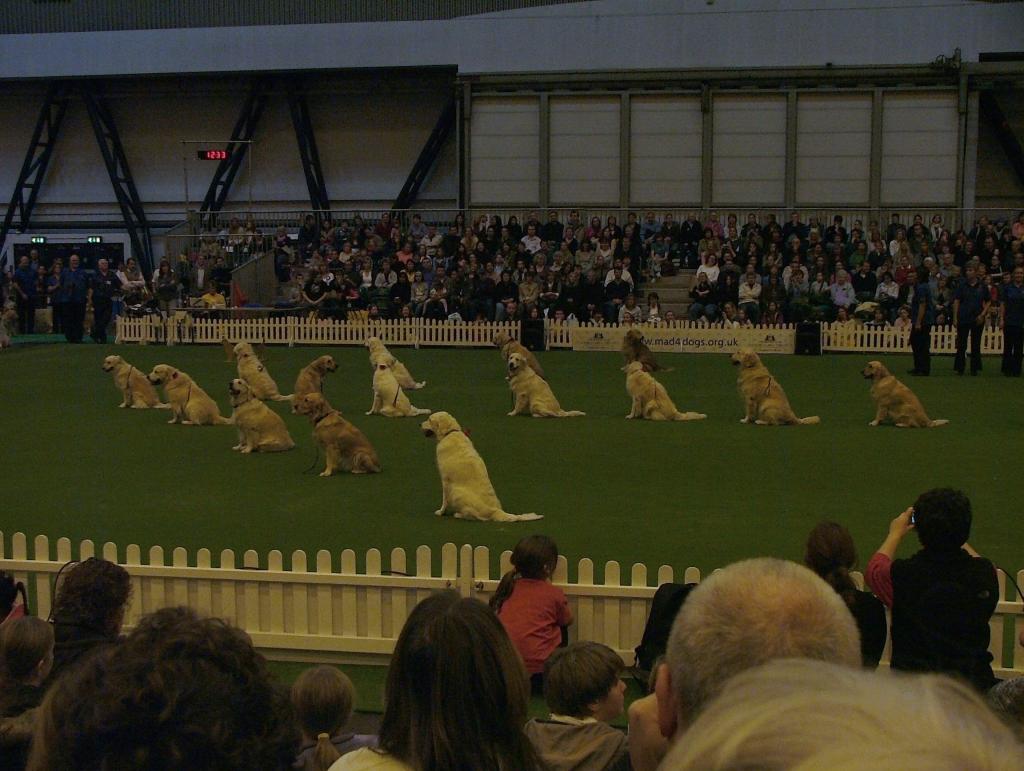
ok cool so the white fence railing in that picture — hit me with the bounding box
[821,323,1004,355]
[5,532,1023,675]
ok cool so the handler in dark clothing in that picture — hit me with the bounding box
[61,253,90,343]
[1000,266,1024,376]
[88,258,121,344]
[12,256,36,334]
[952,261,991,375]
[908,265,934,376]
[866,488,999,692]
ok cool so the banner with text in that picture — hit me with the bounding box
[570,326,795,354]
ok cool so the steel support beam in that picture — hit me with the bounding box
[394,95,457,210]
[81,82,153,274]
[1,82,70,261]
[979,90,1024,189]
[200,80,268,225]
[287,85,330,212]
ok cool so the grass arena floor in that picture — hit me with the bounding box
[2,342,1023,580]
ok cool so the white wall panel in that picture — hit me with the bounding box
[470,97,539,204]
[629,96,701,205]
[549,96,619,205]
[712,94,785,205]
[881,91,958,205]
[796,93,871,205]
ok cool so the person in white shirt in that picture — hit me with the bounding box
[604,260,634,289]
[520,224,543,255]
[696,254,720,285]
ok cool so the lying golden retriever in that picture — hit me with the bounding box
[731,348,820,425]
[228,378,295,453]
[292,393,381,476]
[367,363,430,417]
[147,365,232,426]
[102,355,168,409]
[622,329,671,372]
[421,412,541,522]
[623,361,706,421]
[233,342,291,401]
[861,361,948,428]
[293,355,337,400]
[493,330,544,379]
[507,352,585,418]
[366,336,425,390]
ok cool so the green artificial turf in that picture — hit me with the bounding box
[2,342,1023,579]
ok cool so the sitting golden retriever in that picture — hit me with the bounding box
[292,393,381,476]
[507,352,584,418]
[233,342,291,401]
[731,348,819,425]
[622,329,671,372]
[228,378,295,453]
[102,355,168,409]
[623,361,706,421]
[861,361,948,428]
[421,412,541,522]
[147,365,232,426]
[366,336,425,390]
[493,330,544,379]
[293,355,337,400]
[367,363,430,417]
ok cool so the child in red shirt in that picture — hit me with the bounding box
[491,535,574,692]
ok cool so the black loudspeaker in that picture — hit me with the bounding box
[795,321,821,355]
[521,319,546,351]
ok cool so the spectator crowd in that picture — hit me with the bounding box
[1,487,1023,770]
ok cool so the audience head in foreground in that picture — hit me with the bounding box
[655,557,860,739]
[27,606,298,771]
[661,658,1024,771]
[334,590,537,771]
[292,665,373,771]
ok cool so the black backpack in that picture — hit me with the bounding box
[634,582,697,673]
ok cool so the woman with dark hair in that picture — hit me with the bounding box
[47,557,131,685]
[804,522,887,669]
[0,617,54,769]
[0,572,28,623]
[334,591,540,770]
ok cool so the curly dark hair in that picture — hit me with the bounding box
[914,488,973,553]
[27,607,298,771]
[51,558,132,635]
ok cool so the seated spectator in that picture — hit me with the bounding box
[688,275,718,322]
[717,271,739,308]
[603,269,631,322]
[27,607,297,770]
[619,293,643,325]
[333,591,539,770]
[519,272,541,312]
[490,535,573,694]
[866,489,998,691]
[737,271,761,324]
[292,666,374,771]
[829,270,856,317]
[646,292,662,324]
[660,658,1024,770]
[761,300,783,326]
[719,302,739,327]
[851,260,878,302]
[988,677,1024,740]
[893,304,913,334]
[0,616,54,770]
[200,281,227,309]
[627,558,859,771]
[695,253,719,285]
[47,557,131,685]
[804,521,887,668]
[525,641,629,771]
[864,307,890,329]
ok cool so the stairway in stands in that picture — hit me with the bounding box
[643,269,695,319]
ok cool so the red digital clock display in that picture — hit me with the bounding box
[197,150,230,161]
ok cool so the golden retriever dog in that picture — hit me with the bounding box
[622,329,671,372]
[101,355,168,409]
[861,361,948,428]
[228,378,295,453]
[622,361,706,421]
[293,355,337,400]
[493,330,544,379]
[365,336,425,390]
[233,342,291,401]
[507,352,585,417]
[730,348,820,425]
[367,363,431,417]
[292,393,381,476]
[147,365,232,426]
[421,412,541,522]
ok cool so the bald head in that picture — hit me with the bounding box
[656,558,860,737]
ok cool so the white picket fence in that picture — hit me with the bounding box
[821,323,1004,354]
[4,532,1023,675]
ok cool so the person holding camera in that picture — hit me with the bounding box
[865,488,998,691]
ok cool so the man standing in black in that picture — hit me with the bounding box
[1000,266,1024,376]
[952,261,990,376]
[909,265,934,376]
[88,258,121,344]
[61,253,89,343]
[866,489,998,692]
